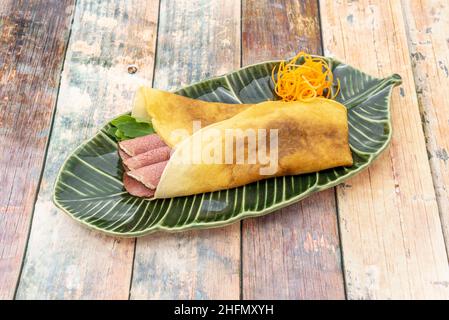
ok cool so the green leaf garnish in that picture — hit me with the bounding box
[107,114,155,141]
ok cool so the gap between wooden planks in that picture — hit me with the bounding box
[320,0,449,299]
[0,0,76,300]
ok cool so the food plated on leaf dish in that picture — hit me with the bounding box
[54,52,401,236]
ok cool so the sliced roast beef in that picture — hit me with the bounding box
[119,133,167,157]
[119,132,172,198]
[124,146,171,170]
[127,160,169,189]
[123,174,155,197]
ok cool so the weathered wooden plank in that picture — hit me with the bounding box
[0,0,75,300]
[320,0,449,299]
[130,0,241,300]
[15,0,159,299]
[402,0,449,256]
[241,0,345,299]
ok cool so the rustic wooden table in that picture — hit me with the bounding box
[1,0,449,300]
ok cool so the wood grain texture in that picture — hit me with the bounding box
[241,0,345,299]
[0,0,75,300]
[402,0,449,256]
[320,0,449,299]
[130,0,241,300]
[15,0,159,299]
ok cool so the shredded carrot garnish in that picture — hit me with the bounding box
[272,52,340,102]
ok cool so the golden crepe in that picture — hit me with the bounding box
[128,88,352,198]
[132,87,252,147]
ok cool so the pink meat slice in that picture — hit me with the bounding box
[127,160,169,189]
[124,146,171,170]
[119,133,167,157]
[118,148,131,161]
[118,149,132,171]
[123,174,155,198]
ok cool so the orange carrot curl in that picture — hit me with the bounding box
[272,52,340,102]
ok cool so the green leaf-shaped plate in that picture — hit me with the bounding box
[53,57,401,237]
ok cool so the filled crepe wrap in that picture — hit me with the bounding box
[152,98,353,198]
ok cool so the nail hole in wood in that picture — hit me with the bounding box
[128,64,138,74]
